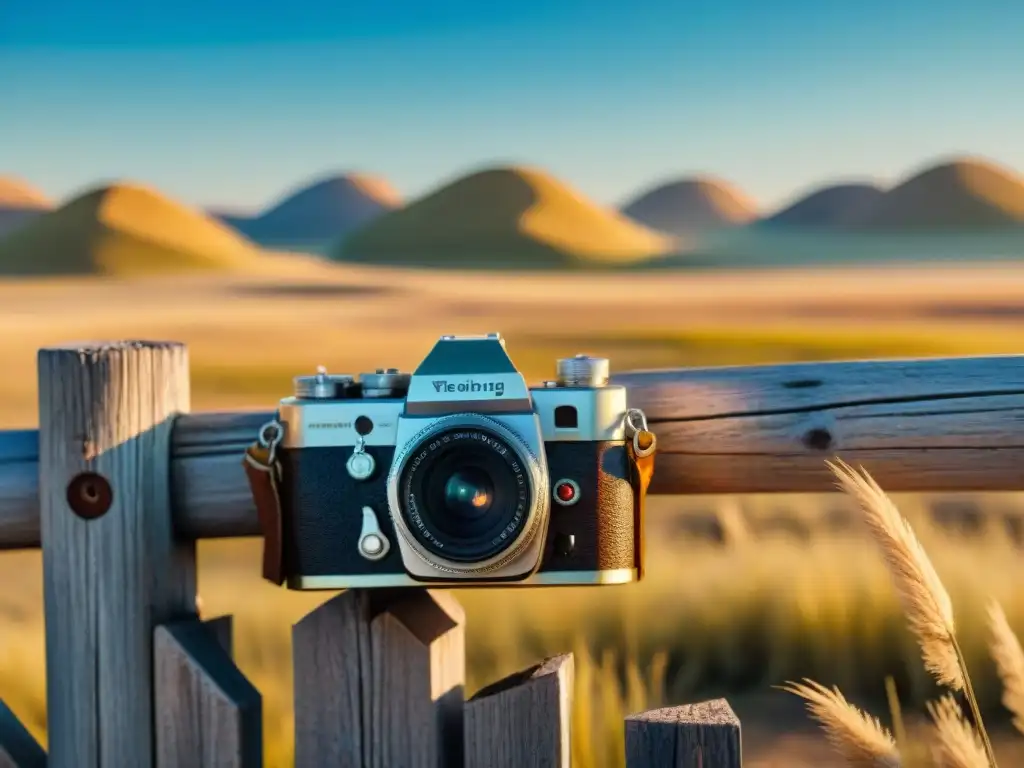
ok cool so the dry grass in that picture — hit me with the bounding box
[828,461,964,692]
[777,679,899,767]
[927,695,990,768]
[987,603,1024,734]
[784,462,1024,768]
[2,493,1022,766]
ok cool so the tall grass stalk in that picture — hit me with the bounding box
[782,460,1022,768]
[885,676,909,756]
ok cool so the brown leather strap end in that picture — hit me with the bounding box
[629,430,657,581]
[243,445,285,586]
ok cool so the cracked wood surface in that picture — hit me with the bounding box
[3,355,1022,547]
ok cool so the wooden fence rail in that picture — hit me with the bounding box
[1,340,1022,767]
[2,352,1024,549]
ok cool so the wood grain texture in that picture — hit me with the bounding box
[154,618,262,768]
[4,354,1024,546]
[464,653,573,768]
[617,355,1024,496]
[292,589,465,768]
[38,342,198,768]
[0,699,46,768]
[625,700,742,768]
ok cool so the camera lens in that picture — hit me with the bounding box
[397,427,534,564]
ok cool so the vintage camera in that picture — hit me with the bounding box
[268,333,655,589]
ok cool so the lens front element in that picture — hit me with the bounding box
[443,468,494,519]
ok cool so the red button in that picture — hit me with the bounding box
[556,482,577,502]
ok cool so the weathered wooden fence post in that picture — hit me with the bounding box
[0,699,46,768]
[38,341,198,768]
[292,588,465,768]
[153,615,262,767]
[625,700,742,768]
[464,653,574,768]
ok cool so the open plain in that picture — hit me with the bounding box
[2,259,1024,766]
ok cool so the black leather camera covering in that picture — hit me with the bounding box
[279,440,637,581]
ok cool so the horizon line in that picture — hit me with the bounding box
[2,149,1020,216]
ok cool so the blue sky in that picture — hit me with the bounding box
[1,0,1021,213]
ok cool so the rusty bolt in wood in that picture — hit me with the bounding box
[66,472,113,520]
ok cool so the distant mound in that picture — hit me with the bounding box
[0,176,50,209]
[0,176,52,237]
[761,183,884,227]
[0,208,45,238]
[848,158,1024,230]
[206,206,252,228]
[620,177,758,236]
[0,182,258,276]
[335,166,673,268]
[229,173,402,245]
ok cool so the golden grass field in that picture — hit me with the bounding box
[3,259,1024,766]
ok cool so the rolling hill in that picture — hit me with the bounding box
[847,158,1024,230]
[218,173,402,245]
[0,176,50,209]
[334,166,674,268]
[0,182,259,276]
[0,207,46,239]
[0,176,52,238]
[620,177,758,236]
[761,183,885,228]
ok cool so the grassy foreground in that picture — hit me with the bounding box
[0,321,1022,766]
[2,505,1020,767]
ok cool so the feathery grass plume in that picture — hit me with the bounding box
[827,459,999,768]
[826,459,962,690]
[986,599,1024,734]
[778,679,901,767]
[926,695,990,768]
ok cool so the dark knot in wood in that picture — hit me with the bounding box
[782,378,822,389]
[67,472,113,520]
[803,427,833,451]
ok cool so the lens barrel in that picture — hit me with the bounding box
[396,425,534,563]
[388,411,550,576]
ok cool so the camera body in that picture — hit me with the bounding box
[274,333,645,589]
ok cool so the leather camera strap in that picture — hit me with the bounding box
[242,442,286,586]
[627,429,657,581]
